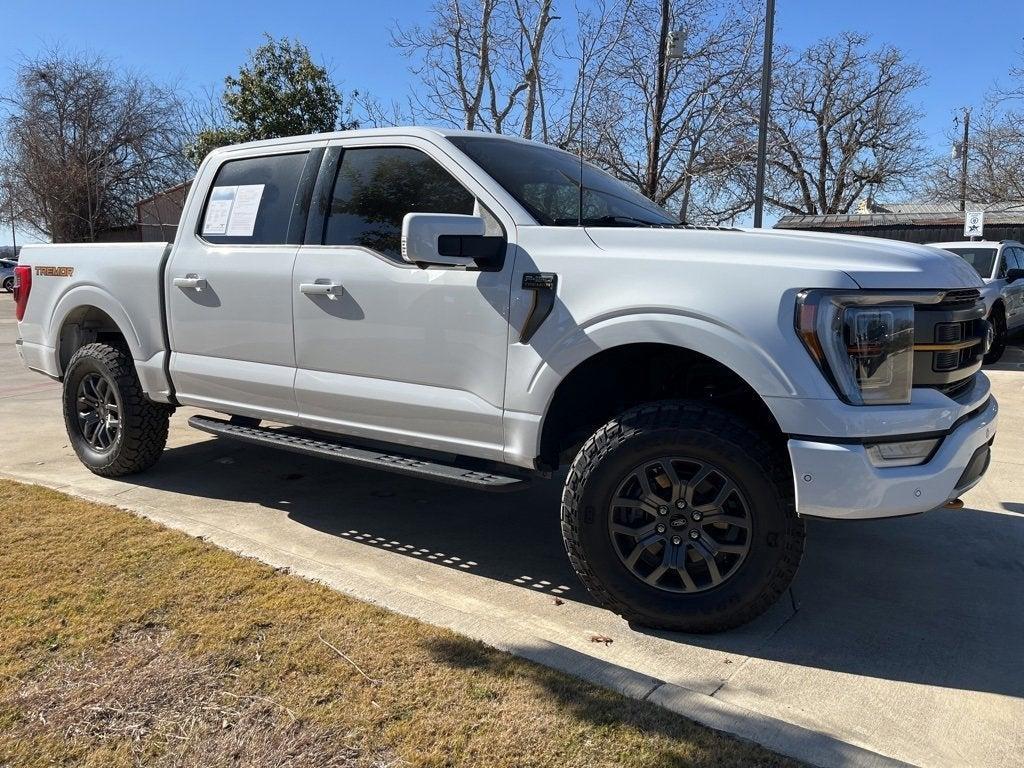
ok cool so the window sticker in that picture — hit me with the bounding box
[225,184,265,237]
[203,186,237,235]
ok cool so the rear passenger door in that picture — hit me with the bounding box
[291,137,516,460]
[167,146,322,419]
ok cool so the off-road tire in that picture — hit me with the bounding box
[561,400,804,633]
[62,342,170,477]
[984,307,1006,365]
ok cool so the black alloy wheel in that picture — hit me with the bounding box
[75,371,122,452]
[608,457,752,593]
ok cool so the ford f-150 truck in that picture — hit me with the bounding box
[13,128,999,632]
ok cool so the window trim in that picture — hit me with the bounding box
[194,149,317,248]
[1008,247,1024,273]
[303,139,508,271]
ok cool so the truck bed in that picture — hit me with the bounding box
[15,242,172,397]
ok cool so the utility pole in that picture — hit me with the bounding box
[646,0,672,200]
[958,107,971,213]
[4,181,15,256]
[752,0,776,228]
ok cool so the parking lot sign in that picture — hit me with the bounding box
[964,211,985,238]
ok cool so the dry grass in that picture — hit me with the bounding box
[0,480,798,768]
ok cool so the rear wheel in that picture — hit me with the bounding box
[561,401,804,633]
[984,307,1006,365]
[62,342,170,477]
[2,276,13,293]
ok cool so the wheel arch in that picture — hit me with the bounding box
[535,341,788,470]
[50,287,146,377]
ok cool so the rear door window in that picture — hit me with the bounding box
[200,152,308,245]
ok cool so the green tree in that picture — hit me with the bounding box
[188,35,356,164]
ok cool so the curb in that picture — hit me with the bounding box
[2,471,912,768]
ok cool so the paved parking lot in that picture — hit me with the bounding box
[2,296,1022,767]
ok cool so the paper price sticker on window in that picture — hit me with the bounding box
[202,184,265,237]
[202,186,237,235]
[225,184,265,237]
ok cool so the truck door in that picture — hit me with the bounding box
[291,138,515,461]
[167,147,322,419]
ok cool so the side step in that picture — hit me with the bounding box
[188,415,530,492]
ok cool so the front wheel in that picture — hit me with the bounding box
[561,401,804,633]
[2,276,13,293]
[62,342,171,477]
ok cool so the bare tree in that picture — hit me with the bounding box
[927,54,1024,204]
[392,0,558,136]
[0,48,190,242]
[514,0,557,139]
[351,92,414,128]
[538,0,633,153]
[763,33,927,215]
[589,0,762,223]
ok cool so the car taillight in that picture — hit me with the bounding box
[13,265,31,321]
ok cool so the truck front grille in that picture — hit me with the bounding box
[912,289,985,395]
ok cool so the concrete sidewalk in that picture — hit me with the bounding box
[2,302,1022,767]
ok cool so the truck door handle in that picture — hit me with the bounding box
[173,274,207,290]
[300,281,343,300]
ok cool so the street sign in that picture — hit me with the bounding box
[964,211,984,238]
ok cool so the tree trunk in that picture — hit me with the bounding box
[521,0,554,140]
[644,0,671,199]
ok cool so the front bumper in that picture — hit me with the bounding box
[788,396,998,519]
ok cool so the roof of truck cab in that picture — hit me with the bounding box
[207,127,551,155]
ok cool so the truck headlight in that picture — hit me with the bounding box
[796,290,917,405]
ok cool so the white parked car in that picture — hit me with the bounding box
[12,128,998,632]
[929,240,1024,363]
[1,258,17,293]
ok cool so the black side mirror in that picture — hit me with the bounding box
[1007,268,1024,283]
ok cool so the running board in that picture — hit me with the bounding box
[188,415,530,492]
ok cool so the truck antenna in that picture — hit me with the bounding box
[577,53,586,227]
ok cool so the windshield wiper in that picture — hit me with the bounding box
[552,215,669,227]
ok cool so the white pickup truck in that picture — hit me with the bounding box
[14,128,998,632]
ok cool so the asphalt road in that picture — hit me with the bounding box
[2,295,1022,767]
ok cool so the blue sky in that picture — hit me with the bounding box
[2,0,1022,244]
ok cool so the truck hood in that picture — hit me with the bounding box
[585,226,984,291]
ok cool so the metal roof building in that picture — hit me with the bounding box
[774,202,1024,244]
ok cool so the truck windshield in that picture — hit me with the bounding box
[942,247,997,279]
[449,136,679,227]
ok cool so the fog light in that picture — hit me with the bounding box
[866,438,940,467]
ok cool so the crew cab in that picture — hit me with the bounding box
[929,240,1024,363]
[13,128,998,632]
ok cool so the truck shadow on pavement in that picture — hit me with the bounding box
[131,434,1024,700]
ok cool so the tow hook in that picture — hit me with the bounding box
[944,498,965,510]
